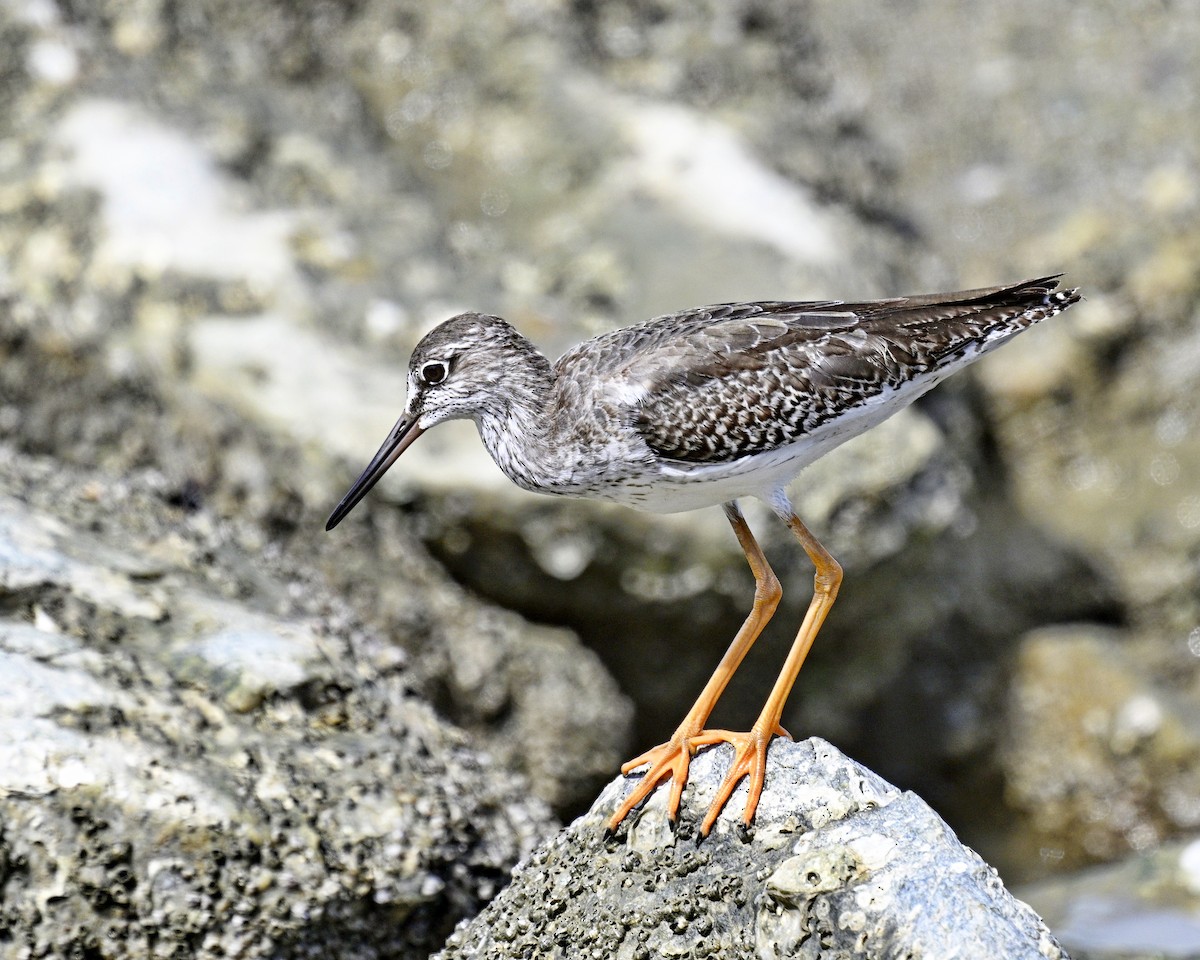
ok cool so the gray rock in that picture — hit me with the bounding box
[437,738,1068,959]
[0,447,557,958]
[1019,837,1200,960]
[0,299,632,817]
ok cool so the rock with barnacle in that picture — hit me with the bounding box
[436,738,1069,959]
[0,455,557,959]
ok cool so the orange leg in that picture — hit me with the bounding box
[608,501,782,832]
[698,508,842,835]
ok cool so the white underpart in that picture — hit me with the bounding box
[617,101,839,267]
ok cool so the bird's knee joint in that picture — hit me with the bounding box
[814,560,843,594]
[756,573,783,609]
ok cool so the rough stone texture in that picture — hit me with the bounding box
[0,311,630,819]
[437,738,1067,960]
[809,0,1200,289]
[0,444,563,958]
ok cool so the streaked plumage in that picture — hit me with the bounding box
[327,275,1080,836]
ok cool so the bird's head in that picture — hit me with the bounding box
[401,312,532,429]
[325,312,541,530]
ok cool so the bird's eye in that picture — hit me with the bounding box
[420,361,448,386]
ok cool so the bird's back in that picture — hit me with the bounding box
[555,277,1077,466]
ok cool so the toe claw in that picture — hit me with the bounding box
[609,774,657,831]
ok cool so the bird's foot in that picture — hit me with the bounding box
[608,732,703,832]
[608,723,789,834]
[696,722,789,836]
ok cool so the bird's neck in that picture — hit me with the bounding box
[475,347,561,492]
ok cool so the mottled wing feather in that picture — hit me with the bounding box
[632,276,1076,463]
[553,300,843,383]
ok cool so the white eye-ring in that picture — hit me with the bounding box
[420,360,449,386]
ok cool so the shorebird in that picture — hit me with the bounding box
[327,276,1079,835]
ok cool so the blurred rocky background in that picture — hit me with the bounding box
[0,0,1197,956]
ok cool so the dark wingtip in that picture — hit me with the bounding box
[1035,274,1082,309]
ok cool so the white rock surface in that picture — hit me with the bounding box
[438,738,1069,959]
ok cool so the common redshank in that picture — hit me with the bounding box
[326,276,1079,835]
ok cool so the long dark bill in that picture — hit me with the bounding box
[325,413,425,531]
